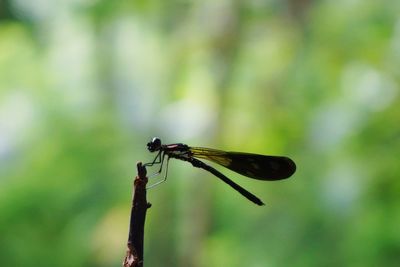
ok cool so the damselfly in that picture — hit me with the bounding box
[144,137,296,206]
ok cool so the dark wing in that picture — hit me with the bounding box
[189,147,296,180]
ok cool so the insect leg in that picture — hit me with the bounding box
[144,150,162,167]
[147,156,170,189]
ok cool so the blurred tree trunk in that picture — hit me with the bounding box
[178,1,244,267]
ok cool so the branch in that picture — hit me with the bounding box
[123,162,151,267]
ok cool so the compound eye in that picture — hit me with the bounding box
[152,137,161,146]
[147,137,162,152]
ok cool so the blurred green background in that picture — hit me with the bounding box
[1,0,399,266]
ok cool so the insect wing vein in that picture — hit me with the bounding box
[189,147,232,166]
[190,147,296,180]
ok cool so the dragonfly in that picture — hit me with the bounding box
[144,137,296,206]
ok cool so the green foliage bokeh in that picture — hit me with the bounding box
[1,1,399,266]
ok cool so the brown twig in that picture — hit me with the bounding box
[123,162,151,267]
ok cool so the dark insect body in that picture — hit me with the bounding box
[144,137,296,206]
